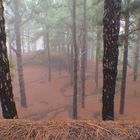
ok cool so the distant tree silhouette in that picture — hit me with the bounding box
[44,30,51,82]
[81,0,87,108]
[120,0,130,115]
[13,0,27,107]
[72,0,78,119]
[95,28,101,94]
[133,18,140,82]
[0,0,18,119]
[102,0,122,120]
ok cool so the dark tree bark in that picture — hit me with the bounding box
[81,0,87,108]
[119,0,130,115]
[102,0,121,120]
[72,0,78,119]
[0,0,18,119]
[14,0,27,107]
[133,19,140,82]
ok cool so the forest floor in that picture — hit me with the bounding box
[0,51,140,120]
[0,120,140,140]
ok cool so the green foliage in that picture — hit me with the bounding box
[121,0,140,16]
[88,0,104,28]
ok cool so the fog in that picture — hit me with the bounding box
[0,0,140,120]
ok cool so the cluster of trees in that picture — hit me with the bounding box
[0,0,140,120]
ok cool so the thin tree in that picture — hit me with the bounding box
[58,43,62,75]
[66,29,71,74]
[81,0,87,108]
[119,0,130,115]
[44,30,51,82]
[47,31,51,82]
[14,0,27,107]
[70,41,74,86]
[72,0,78,119]
[95,28,100,94]
[102,0,122,120]
[133,19,140,82]
[65,1,74,86]
[0,0,18,119]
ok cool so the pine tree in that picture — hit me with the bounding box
[44,30,51,82]
[102,0,122,120]
[14,0,27,107]
[120,0,130,115]
[0,0,18,119]
[95,28,101,93]
[72,0,78,119]
[81,0,87,108]
[133,19,140,82]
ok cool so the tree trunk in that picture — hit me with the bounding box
[95,28,100,93]
[70,42,74,86]
[67,43,71,73]
[21,34,25,54]
[14,0,27,107]
[58,44,62,75]
[72,0,78,119]
[27,30,31,53]
[47,32,51,82]
[67,30,71,73]
[0,0,18,119]
[119,0,130,114]
[62,35,66,54]
[91,31,95,60]
[44,32,51,82]
[133,19,140,82]
[102,0,121,121]
[81,0,87,108]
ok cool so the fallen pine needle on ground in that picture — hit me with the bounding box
[0,120,140,140]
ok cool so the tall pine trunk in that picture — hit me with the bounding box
[81,0,87,108]
[70,42,74,86]
[0,0,18,119]
[102,0,121,120]
[67,31,71,74]
[46,32,51,82]
[72,0,78,119]
[119,0,130,114]
[58,44,62,75]
[95,28,100,93]
[44,31,51,81]
[14,0,27,107]
[133,19,140,82]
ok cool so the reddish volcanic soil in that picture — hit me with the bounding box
[0,52,140,120]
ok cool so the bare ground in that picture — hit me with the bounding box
[0,52,140,120]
